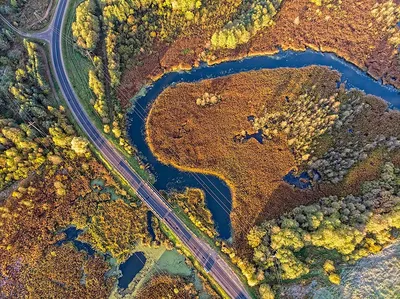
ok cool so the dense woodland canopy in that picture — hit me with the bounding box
[0,26,163,297]
[71,0,284,94]
[0,29,99,190]
[0,20,216,298]
[71,0,100,51]
[0,30,58,190]
[248,163,400,286]
[211,0,282,49]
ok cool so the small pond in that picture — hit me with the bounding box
[118,252,146,289]
[283,170,322,189]
[56,226,95,255]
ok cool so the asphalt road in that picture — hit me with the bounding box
[20,0,252,298]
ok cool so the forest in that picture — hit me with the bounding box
[248,162,400,289]
[64,0,400,111]
[0,23,219,298]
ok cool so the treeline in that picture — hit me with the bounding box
[71,0,135,155]
[0,32,90,190]
[97,0,247,76]
[71,0,100,51]
[88,56,107,120]
[104,28,120,87]
[245,162,400,293]
[69,0,286,98]
[9,40,50,112]
[70,0,283,99]
[211,0,282,49]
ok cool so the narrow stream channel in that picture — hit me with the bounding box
[56,227,95,255]
[127,50,400,241]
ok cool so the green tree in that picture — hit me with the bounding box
[72,0,100,51]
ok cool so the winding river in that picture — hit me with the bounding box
[127,50,400,240]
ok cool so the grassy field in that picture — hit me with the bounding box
[62,0,100,126]
[109,243,212,298]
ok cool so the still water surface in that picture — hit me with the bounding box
[118,252,146,289]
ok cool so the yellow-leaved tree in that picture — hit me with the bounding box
[72,0,100,51]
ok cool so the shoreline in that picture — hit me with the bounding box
[145,119,238,239]
[134,48,399,111]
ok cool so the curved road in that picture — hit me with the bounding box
[0,1,251,298]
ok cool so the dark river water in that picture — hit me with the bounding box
[126,50,400,241]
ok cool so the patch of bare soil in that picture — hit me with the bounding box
[9,0,54,31]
